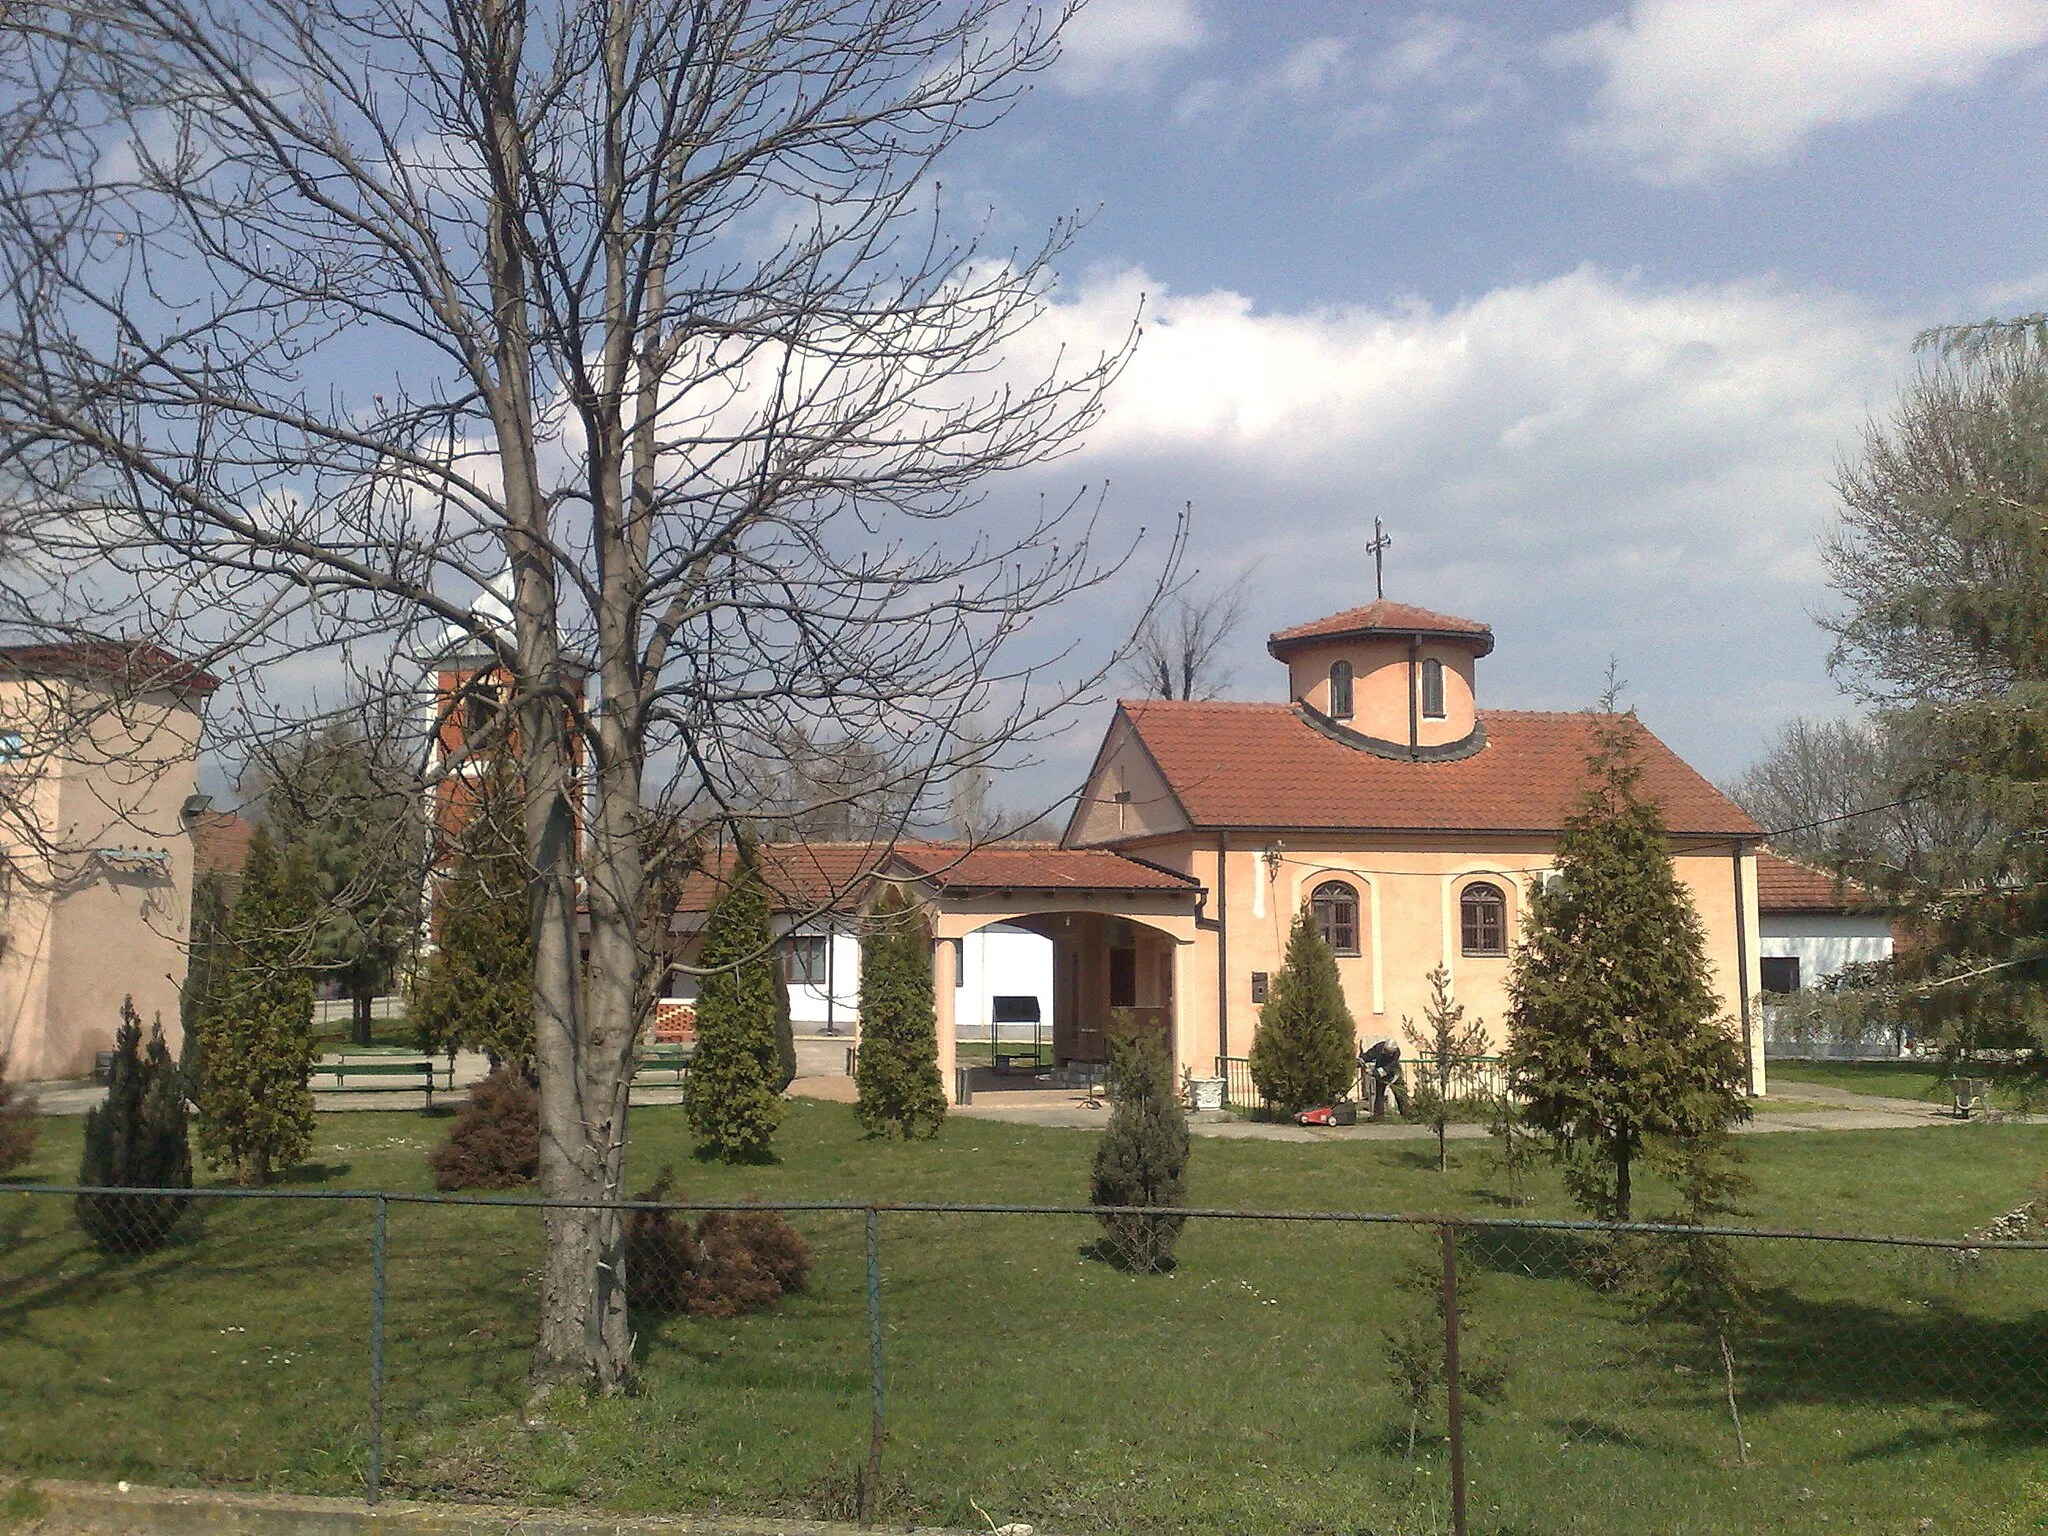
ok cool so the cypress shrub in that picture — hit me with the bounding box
[684,842,784,1161]
[193,827,318,1185]
[76,999,192,1254]
[1089,1016,1189,1272]
[854,891,946,1139]
[413,760,534,1070]
[427,1067,539,1190]
[1507,709,1749,1221]
[0,1054,38,1175]
[1249,907,1357,1113]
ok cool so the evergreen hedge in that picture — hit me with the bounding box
[854,891,946,1139]
[76,999,192,1254]
[1248,907,1357,1113]
[684,843,785,1161]
[1090,1016,1189,1271]
[0,1053,36,1175]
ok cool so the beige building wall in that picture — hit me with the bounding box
[0,676,205,1080]
[1105,832,1764,1094]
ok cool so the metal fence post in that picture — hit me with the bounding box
[861,1205,885,1526]
[368,1194,388,1506]
[1441,1221,1465,1536]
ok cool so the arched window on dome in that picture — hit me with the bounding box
[1311,879,1361,956]
[1421,656,1446,719]
[1460,881,1507,956]
[1329,660,1354,719]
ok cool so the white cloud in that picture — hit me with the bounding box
[1553,0,2048,183]
[1054,0,1209,95]
[1271,36,1348,95]
[1009,264,1911,775]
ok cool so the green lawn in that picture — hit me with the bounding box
[4,1104,2045,1535]
[1766,1057,2042,1111]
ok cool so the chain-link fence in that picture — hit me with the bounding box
[4,1185,2044,1535]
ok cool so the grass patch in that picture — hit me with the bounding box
[1767,1058,2039,1111]
[3,1102,2046,1533]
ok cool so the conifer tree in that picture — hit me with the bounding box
[77,999,192,1253]
[179,867,229,1085]
[1090,1015,1189,1271]
[263,721,424,1046]
[194,826,319,1185]
[854,889,947,1139]
[684,842,785,1161]
[414,761,535,1071]
[1249,906,1356,1113]
[1507,707,1749,1221]
[0,1054,38,1174]
[1403,965,1489,1173]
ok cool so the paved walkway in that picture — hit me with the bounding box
[27,1065,2029,1139]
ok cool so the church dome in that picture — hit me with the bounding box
[1267,598,1490,760]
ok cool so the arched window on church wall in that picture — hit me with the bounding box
[1329,660,1354,719]
[1311,879,1360,956]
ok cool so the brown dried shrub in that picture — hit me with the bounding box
[427,1068,538,1190]
[624,1167,812,1318]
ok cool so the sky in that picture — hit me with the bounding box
[940,0,2048,807]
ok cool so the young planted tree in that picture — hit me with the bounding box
[193,827,318,1185]
[1089,1015,1189,1272]
[178,868,230,1086]
[260,719,424,1047]
[0,0,1161,1391]
[1507,708,1749,1221]
[76,999,192,1254]
[1402,965,1489,1173]
[414,762,535,1072]
[685,845,784,1162]
[1640,1128,1756,1465]
[1249,907,1357,1114]
[1381,1241,1509,1466]
[854,890,947,1140]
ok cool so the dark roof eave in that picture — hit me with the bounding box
[1266,626,1496,661]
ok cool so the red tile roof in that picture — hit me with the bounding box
[887,843,1198,892]
[1110,700,1759,837]
[192,811,256,877]
[672,841,886,915]
[0,641,220,695]
[1756,850,1878,913]
[671,839,1196,914]
[1268,600,1494,659]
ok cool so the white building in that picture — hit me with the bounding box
[1755,849,1895,995]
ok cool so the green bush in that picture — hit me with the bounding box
[1090,1016,1189,1272]
[76,999,192,1254]
[854,891,946,1139]
[1249,907,1356,1113]
[684,842,785,1162]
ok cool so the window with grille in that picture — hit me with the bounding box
[1311,880,1361,956]
[1460,882,1506,955]
[784,934,828,986]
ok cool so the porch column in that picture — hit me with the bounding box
[1172,938,1196,1081]
[934,936,959,1104]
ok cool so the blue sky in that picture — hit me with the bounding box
[940,0,2048,806]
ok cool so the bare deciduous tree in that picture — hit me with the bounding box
[1123,564,1252,701]
[0,0,1167,1393]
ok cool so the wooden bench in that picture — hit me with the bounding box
[324,1058,449,1104]
[636,1044,695,1084]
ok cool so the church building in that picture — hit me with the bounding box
[670,596,1769,1100]
[1057,598,1767,1094]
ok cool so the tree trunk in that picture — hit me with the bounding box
[1614,1139,1632,1222]
[351,991,372,1048]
